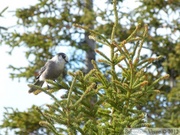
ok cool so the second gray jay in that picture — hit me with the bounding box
[28,52,68,94]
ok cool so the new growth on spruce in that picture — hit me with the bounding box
[36,0,169,134]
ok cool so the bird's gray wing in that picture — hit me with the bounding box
[28,65,47,93]
[36,64,47,79]
[36,60,56,79]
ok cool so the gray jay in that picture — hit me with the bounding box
[28,52,68,94]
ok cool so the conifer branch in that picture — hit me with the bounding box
[73,24,111,46]
[125,23,141,43]
[36,107,59,135]
[29,84,60,104]
[73,83,96,107]
[111,0,118,42]
[67,75,77,108]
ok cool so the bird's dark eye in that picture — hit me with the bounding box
[62,54,66,59]
[58,53,67,60]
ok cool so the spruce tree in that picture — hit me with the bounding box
[1,1,170,134]
[1,0,179,134]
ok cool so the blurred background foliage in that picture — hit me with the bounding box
[0,0,179,134]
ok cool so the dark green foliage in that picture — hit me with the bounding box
[3,0,97,81]
[1,106,48,135]
[0,7,8,42]
[0,0,180,134]
[30,23,169,134]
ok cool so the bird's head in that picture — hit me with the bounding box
[51,52,68,64]
[57,53,68,63]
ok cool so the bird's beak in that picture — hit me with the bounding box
[65,59,68,63]
[65,57,68,63]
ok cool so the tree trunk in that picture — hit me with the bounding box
[84,0,95,74]
[85,32,95,73]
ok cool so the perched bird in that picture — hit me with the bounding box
[28,53,68,95]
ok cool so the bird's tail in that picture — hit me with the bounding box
[28,80,44,95]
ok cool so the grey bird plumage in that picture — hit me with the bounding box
[28,53,68,94]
